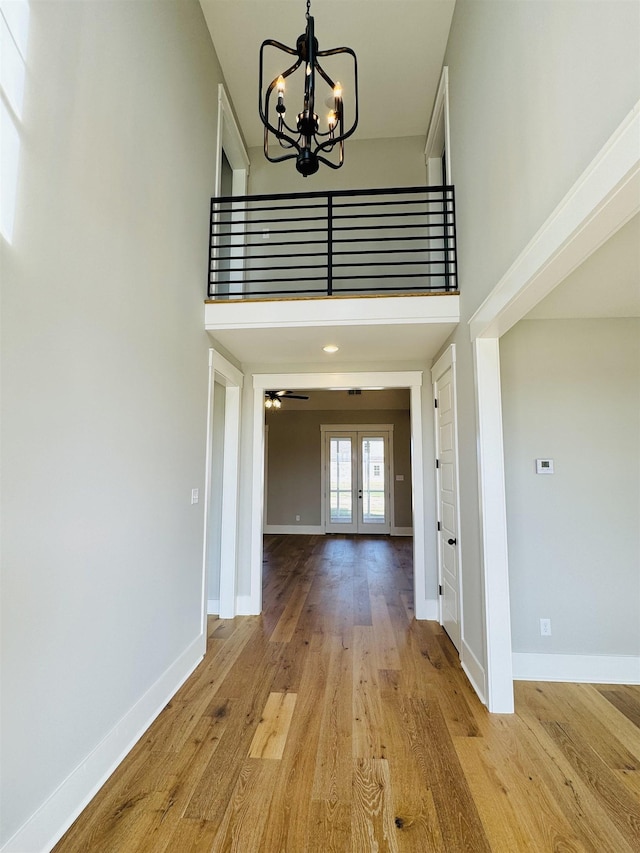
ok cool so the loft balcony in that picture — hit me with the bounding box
[207,185,458,300]
[204,186,460,364]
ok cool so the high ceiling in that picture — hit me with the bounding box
[199,0,457,149]
[198,1,638,369]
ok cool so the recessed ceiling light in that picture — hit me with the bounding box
[323,344,339,353]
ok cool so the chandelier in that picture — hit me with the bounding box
[258,0,359,176]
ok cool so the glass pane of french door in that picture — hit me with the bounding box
[361,437,386,525]
[329,437,353,525]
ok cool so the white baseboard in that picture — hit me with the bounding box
[1,635,205,853]
[235,595,257,615]
[461,640,487,705]
[414,598,439,620]
[391,527,413,536]
[264,525,412,537]
[512,652,640,684]
[264,525,324,535]
[425,598,439,620]
[209,597,262,617]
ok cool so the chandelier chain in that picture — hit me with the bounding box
[306,0,311,21]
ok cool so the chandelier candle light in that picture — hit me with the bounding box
[259,0,359,176]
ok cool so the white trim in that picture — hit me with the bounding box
[213,85,249,298]
[409,383,427,618]
[235,595,254,616]
[253,372,422,393]
[218,385,241,618]
[211,350,244,388]
[203,349,244,621]
[250,372,427,617]
[391,527,413,537]
[205,294,459,331]
[461,640,487,704]
[201,351,216,637]
[425,66,452,182]
[1,636,204,853]
[424,599,439,620]
[207,598,220,615]
[431,343,464,655]
[263,423,269,530]
[512,653,640,684]
[249,385,266,615]
[469,101,640,341]
[431,339,457,380]
[264,525,324,535]
[473,338,514,713]
[215,83,249,196]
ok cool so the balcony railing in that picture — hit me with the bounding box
[208,185,457,299]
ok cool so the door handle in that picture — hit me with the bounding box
[447,538,457,546]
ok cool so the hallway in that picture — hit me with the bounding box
[55,535,640,851]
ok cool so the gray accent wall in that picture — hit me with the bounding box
[501,318,640,657]
[266,408,413,529]
[248,135,428,195]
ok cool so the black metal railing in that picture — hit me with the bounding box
[208,185,457,299]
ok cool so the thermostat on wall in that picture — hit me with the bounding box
[536,458,554,474]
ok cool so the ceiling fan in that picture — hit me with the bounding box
[265,390,309,409]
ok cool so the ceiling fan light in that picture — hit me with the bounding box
[273,397,282,409]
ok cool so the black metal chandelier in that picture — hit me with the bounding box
[258,0,358,177]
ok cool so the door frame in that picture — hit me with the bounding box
[250,371,426,617]
[202,348,244,625]
[431,344,463,651]
[320,424,395,534]
[213,84,250,297]
[214,84,249,197]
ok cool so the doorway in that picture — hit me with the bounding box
[432,346,462,652]
[250,371,429,618]
[322,426,393,535]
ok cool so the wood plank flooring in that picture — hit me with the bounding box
[54,534,640,852]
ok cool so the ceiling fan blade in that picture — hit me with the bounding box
[281,394,309,400]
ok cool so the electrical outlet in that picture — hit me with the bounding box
[191,488,199,505]
[540,618,551,636]
[295,514,301,522]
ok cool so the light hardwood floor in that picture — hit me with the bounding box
[55,534,640,852]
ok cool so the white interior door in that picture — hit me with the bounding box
[434,365,461,651]
[325,430,391,534]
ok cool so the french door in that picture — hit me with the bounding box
[323,428,392,534]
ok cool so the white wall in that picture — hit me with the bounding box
[501,318,640,657]
[0,2,224,848]
[439,0,640,676]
